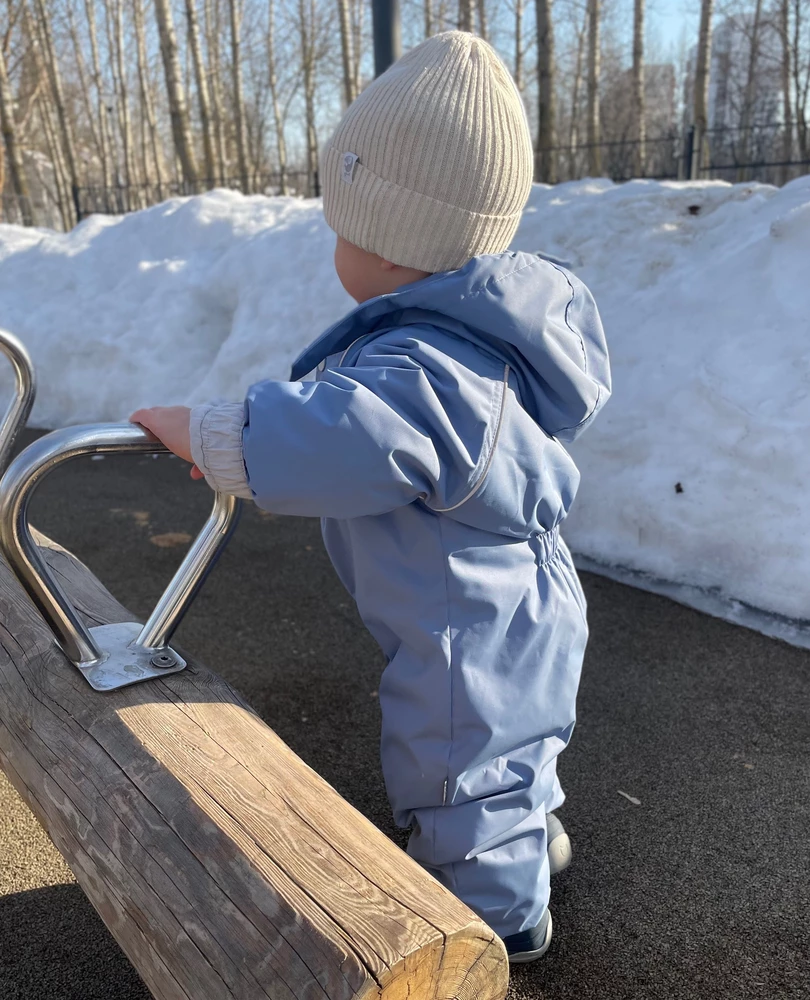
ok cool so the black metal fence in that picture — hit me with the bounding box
[3,123,807,231]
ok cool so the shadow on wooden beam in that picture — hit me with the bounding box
[0,532,508,1000]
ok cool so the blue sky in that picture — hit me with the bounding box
[647,0,699,55]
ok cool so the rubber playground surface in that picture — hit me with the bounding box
[1,433,808,999]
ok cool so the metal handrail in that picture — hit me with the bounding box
[0,329,36,475]
[0,422,240,690]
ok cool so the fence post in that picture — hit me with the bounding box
[372,0,401,77]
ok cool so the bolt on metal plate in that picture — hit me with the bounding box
[79,622,187,692]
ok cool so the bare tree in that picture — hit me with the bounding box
[513,0,524,93]
[458,0,474,32]
[477,0,489,41]
[204,0,228,181]
[790,0,808,160]
[737,0,763,180]
[267,0,289,193]
[134,0,167,198]
[33,0,80,224]
[229,0,251,191]
[693,0,715,178]
[154,0,199,187]
[84,0,113,192]
[107,0,138,204]
[569,7,587,178]
[586,0,601,175]
[632,0,645,177]
[425,0,433,37]
[185,0,217,184]
[779,0,794,182]
[0,38,33,224]
[297,0,319,196]
[338,0,357,107]
[535,0,557,182]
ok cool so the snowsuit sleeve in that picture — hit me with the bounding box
[190,330,505,518]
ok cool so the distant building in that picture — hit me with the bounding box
[684,15,783,130]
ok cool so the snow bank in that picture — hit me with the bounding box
[1,178,809,636]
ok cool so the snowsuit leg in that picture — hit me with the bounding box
[377,529,588,940]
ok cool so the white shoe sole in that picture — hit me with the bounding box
[548,830,573,875]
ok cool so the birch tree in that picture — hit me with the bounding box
[338,0,357,107]
[134,0,166,198]
[459,0,474,32]
[204,0,228,181]
[33,0,80,223]
[297,0,319,196]
[267,0,288,193]
[186,0,217,183]
[0,39,33,224]
[737,0,763,180]
[632,0,645,177]
[779,0,794,182]
[154,0,199,187]
[84,0,113,192]
[535,0,557,182]
[693,0,715,178]
[586,0,601,175]
[229,0,251,191]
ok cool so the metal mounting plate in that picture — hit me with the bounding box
[81,622,187,691]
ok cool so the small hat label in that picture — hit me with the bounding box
[341,152,359,184]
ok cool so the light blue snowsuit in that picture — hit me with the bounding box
[216,251,610,937]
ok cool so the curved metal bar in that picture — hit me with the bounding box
[0,330,36,476]
[0,423,239,679]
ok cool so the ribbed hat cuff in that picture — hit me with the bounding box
[322,144,522,274]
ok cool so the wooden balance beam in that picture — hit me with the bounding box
[0,512,508,1000]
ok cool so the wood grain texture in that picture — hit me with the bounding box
[0,532,509,1000]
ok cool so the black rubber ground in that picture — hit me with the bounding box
[1,433,808,999]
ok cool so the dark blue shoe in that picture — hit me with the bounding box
[503,908,553,964]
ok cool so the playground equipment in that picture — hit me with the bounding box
[0,330,509,1000]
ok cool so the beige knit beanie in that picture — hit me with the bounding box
[321,31,534,274]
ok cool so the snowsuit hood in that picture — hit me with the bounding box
[291,251,611,444]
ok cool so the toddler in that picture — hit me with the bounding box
[132,30,610,963]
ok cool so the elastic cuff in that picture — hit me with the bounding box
[189,403,254,500]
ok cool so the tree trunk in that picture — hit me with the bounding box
[134,0,167,201]
[514,0,523,94]
[458,0,474,32]
[779,0,794,183]
[793,0,809,160]
[569,13,586,179]
[268,0,289,194]
[110,0,138,206]
[477,0,488,41]
[229,0,251,193]
[737,0,763,181]
[37,94,72,229]
[632,0,645,177]
[298,0,320,197]
[693,0,715,178]
[154,0,199,189]
[33,0,79,226]
[0,42,33,225]
[84,0,114,197]
[185,0,217,185]
[338,0,357,107]
[352,0,364,94]
[535,0,557,183]
[205,0,228,182]
[586,0,602,176]
[425,0,433,38]
[66,6,104,188]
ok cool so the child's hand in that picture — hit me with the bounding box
[129,406,204,480]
